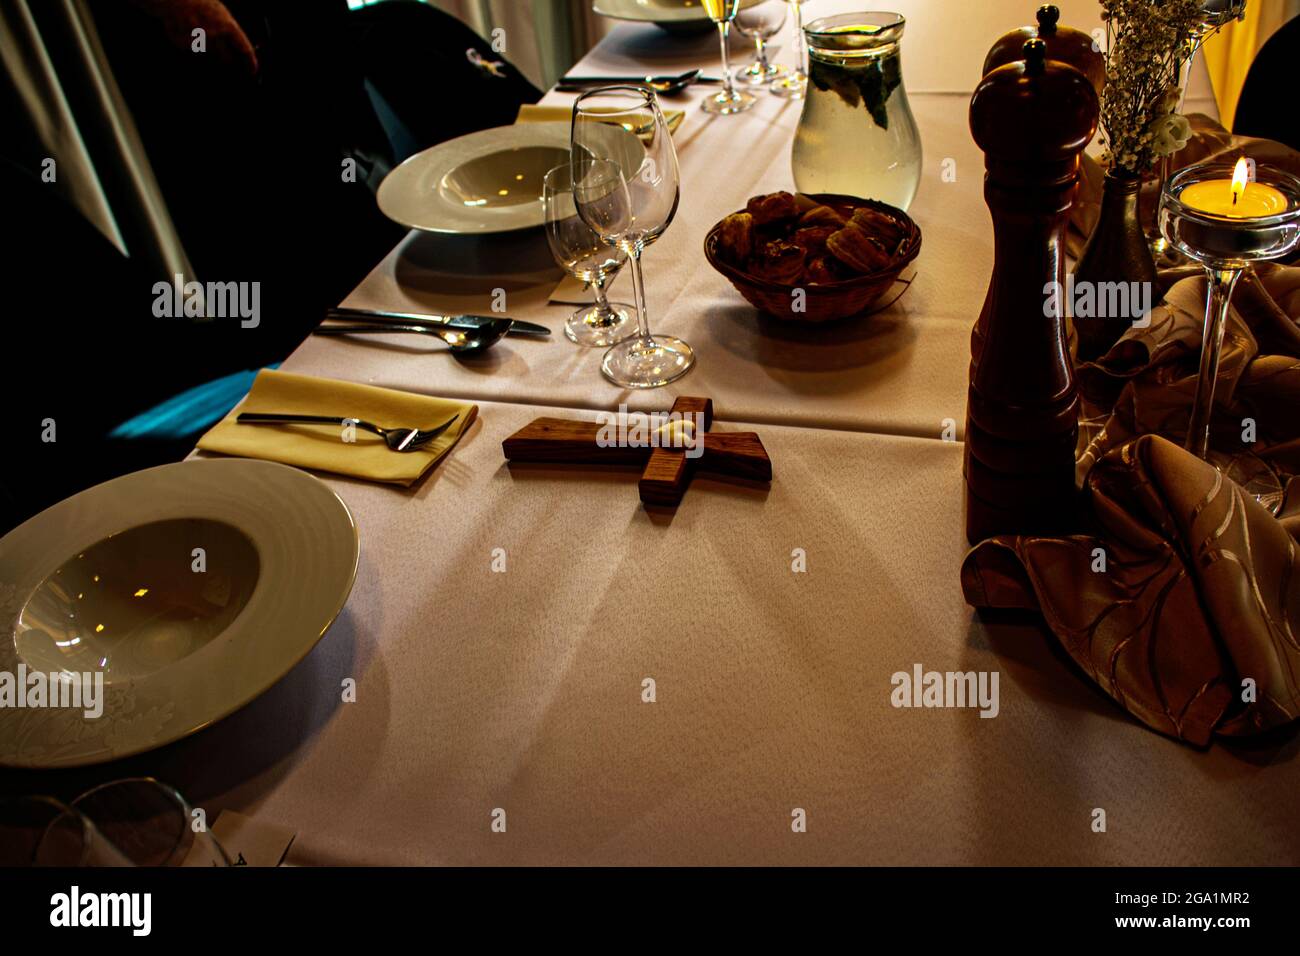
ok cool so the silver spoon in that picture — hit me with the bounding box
[313,320,509,354]
[556,69,705,96]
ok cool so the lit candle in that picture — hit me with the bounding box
[1179,157,1289,218]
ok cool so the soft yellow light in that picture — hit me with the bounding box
[95,624,105,633]
[133,588,149,598]
[1232,157,1250,205]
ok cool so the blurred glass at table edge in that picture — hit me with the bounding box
[1,778,232,866]
[791,12,922,211]
[72,776,233,867]
[0,796,130,866]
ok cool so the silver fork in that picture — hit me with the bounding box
[236,412,460,452]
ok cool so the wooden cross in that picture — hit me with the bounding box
[502,397,772,507]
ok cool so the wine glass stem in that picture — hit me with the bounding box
[756,37,767,72]
[591,272,611,312]
[627,245,653,344]
[792,2,806,76]
[1185,267,1242,460]
[718,22,735,97]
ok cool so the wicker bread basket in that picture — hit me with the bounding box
[704,194,921,323]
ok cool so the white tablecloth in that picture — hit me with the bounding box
[149,3,1294,867]
[176,402,1299,864]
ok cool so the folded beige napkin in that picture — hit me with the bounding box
[964,120,1300,747]
[198,370,477,486]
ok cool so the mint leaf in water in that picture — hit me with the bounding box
[809,58,860,109]
[859,56,901,130]
[809,55,901,131]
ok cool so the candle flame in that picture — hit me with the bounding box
[1231,157,1250,205]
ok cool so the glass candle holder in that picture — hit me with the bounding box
[1158,161,1300,493]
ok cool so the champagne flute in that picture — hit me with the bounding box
[702,0,756,114]
[571,87,694,388]
[542,164,635,347]
[771,0,811,99]
[736,1,790,86]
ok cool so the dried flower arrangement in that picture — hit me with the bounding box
[1097,0,1213,174]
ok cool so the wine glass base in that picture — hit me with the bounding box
[600,335,695,389]
[565,303,636,348]
[1205,449,1285,516]
[770,73,807,99]
[702,89,757,114]
[741,63,790,86]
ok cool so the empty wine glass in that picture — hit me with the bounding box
[542,165,635,347]
[571,87,694,388]
[771,0,812,99]
[702,0,756,114]
[73,777,232,866]
[736,1,790,86]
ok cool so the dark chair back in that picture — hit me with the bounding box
[351,0,543,162]
[1234,16,1300,152]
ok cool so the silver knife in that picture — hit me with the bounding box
[325,307,551,337]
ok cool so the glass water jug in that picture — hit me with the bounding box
[791,12,922,210]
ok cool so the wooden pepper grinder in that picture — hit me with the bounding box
[982,4,1105,94]
[965,40,1099,544]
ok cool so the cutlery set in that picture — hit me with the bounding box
[313,306,548,354]
[240,304,544,450]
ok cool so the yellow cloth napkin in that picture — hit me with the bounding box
[515,103,686,135]
[198,369,477,486]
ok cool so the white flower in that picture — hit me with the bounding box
[1149,113,1192,157]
